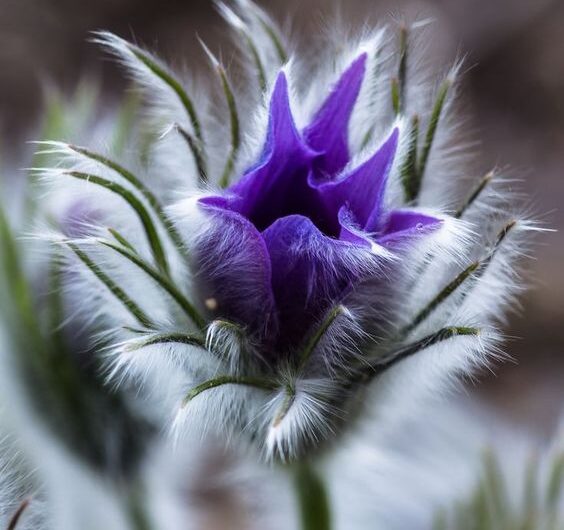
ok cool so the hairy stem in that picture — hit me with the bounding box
[294,461,332,530]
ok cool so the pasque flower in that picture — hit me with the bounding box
[197,56,441,353]
[0,1,541,529]
[27,0,534,471]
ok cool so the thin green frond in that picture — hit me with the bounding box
[218,66,241,187]
[403,261,480,335]
[66,171,170,276]
[175,124,209,186]
[402,220,516,336]
[99,240,206,330]
[182,375,276,406]
[241,32,267,92]
[257,16,288,63]
[127,44,204,144]
[432,510,447,530]
[482,448,509,524]
[200,41,241,188]
[111,90,141,156]
[400,114,420,202]
[0,204,41,341]
[298,305,346,371]
[547,454,564,512]
[68,243,154,329]
[108,228,138,254]
[69,145,185,251]
[391,77,401,116]
[397,24,408,114]
[455,170,494,218]
[272,383,296,428]
[125,332,206,351]
[417,76,452,180]
[47,256,66,350]
[521,454,540,530]
[364,326,479,378]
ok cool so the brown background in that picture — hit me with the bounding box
[1,0,562,433]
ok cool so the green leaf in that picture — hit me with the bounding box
[100,240,206,330]
[363,326,479,380]
[256,15,288,64]
[182,375,276,406]
[175,123,209,186]
[397,24,408,114]
[125,332,206,351]
[68,243,154,329]
[455,171,494,218]
[127,43,204,145]
[66,171,170,276]
[402,220,516,336]
[403,261,480,336]
[239,30,267,92]
[68,146,185,252]
[400,114,420,202]
[199,43,241,188]
[298,305,346,371]
[271,383,296,428]
[417,76,452,181]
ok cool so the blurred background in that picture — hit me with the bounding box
[0,0,562,434]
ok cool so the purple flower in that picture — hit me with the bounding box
[196,53,441,353]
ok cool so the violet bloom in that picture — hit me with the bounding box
[37,4,531,467]
[197,54,441,353]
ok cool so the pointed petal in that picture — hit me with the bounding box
[303,53,368,175]
[310,128,399,231]
[224,72,317,231]
[195,201,278,337]
[376,209,443,248]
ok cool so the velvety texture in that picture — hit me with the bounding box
[197,53,442,353]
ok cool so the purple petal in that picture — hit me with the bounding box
[376,209,443,248]
[195,202,278,337]
[303,53,368,176]
[262,214,371,349]
[226,72,318,231]
[309,128,399,232]
[337,205,373,249]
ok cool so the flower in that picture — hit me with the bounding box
[25,1,535,465]
[197,56,442,354]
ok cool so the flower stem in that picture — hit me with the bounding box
[127,483,152,530]
[294,461,332,530]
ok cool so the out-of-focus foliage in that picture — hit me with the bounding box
[435,449,564,530]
